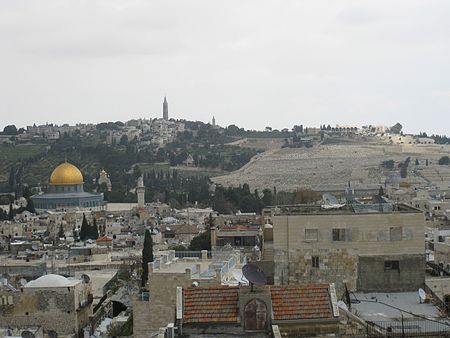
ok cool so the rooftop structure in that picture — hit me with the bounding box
[266,202,425,294]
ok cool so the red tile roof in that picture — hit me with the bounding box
[96,235,112,242]
[270,284,334,321]
[183,286,239,324]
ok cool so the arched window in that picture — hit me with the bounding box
[244,298,267,331]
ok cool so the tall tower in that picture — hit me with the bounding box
[137,176,145,208]
[163,96,169,120]
[212,116,216,126]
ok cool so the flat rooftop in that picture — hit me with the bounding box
[351,292,445,321]
[267,203,421,216]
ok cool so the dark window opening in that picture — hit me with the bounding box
[312,256,320,268]
[332,228,347,241]
[384,260,400,271]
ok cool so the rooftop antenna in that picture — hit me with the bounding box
[242,263,267,292]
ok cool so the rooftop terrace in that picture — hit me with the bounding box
[266,203,421,216]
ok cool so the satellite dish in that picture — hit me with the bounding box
[21,331,35,338]
[337,301,348,311]
[418,288,426,301]
[19,278,28,286]
[232,270,249,285]
[81,274,90,283]
[242,264,267,290]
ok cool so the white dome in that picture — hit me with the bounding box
[25,274,79,288]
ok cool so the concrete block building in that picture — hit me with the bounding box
[264,203,425,294]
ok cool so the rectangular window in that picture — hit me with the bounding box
[384,260,400,271]
[332,228,348,241]
[312,256,320,268]
[390,227,402,241]
[305,229,319,241]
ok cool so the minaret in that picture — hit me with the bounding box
[163,96,169,120]
[137,176,145,208]
[212,116,216,126]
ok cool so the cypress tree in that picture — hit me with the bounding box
[141,229,154,287]
[92,218,99,240]
[8,204,13,220]
[58,224,65,238]
[80,213,89,241]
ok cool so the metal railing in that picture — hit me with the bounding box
[174,251,211,259]
[366,319,450,337]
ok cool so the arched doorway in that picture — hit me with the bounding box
[244,298,267,331]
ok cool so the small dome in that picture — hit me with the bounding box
[49,162,83,185]
[25,274,75,288]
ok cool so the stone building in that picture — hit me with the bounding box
[264,203,425,294]
[0,274,92,337]
[133,249,243,337]
[136,176,145,208]
[178,283,339,337]
[97,169,112,191]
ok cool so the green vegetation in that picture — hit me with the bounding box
[382,160,395,169]
[78,214,99,241]
[141,229,153,287]
[398,157,411,179]
[438,156,450,165]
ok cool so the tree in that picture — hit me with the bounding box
[2,125,18,135]
[79,214,89,241]
[382,160,395,169]
[415,158,419,166]
[8,204,13,220]
[207,213,214,230]
[390,122,403,134]
[378,186,384,197]
[188,230,211,251]
[58,224,65,238]
[141,229,154,287]
[91,218,99,240]
[438,156,450,165]
[72,225,78,241]
[119,134,128,145]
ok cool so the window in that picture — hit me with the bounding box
[384,260,400,271]
[332,228,348,241]
[390,227,402,241]
[305,229,318,241]
[312,256,320,268]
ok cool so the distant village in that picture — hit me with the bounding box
[1,99,450,337]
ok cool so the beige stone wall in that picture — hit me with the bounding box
[434,242,450,266]
[134,268,193,337]
[0,286,90,336]
[426,277,450,302]
[273,212,424,292]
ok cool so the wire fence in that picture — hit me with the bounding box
[366,319,450,337]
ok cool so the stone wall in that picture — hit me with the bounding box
[434,242,450,267]
[357,254,425,292]
[133,267,193,337]
[273,211,424,294]
[426,277,450,303]
[0,286,90,337]
[0,262,47,280]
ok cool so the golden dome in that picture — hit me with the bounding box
[49,162,84,185]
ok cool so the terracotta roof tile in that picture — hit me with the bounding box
[183,286,239,324]
[270,284,334,321]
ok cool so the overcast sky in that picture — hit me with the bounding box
[1,0,450,134]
